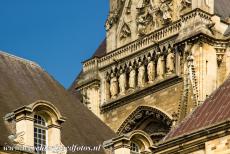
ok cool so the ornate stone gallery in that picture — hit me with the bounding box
[104,45,175,101]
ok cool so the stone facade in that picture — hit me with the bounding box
[72,0,230,153]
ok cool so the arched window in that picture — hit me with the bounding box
[130,142,140,154]
[34,115,47,154]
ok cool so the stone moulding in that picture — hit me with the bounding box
[117,106,173,135]
[100,75,183,113]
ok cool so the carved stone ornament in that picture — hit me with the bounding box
[8,131,25,145]
[136,0,154,35]
[105,9,119,31]
[120,23,131,39]
[117,106,173,134]
[179,0,192,11]
[159,0,173,24]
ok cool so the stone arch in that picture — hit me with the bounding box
[127,130,154,153]
[117,106,172,143]
[27,100,66,125]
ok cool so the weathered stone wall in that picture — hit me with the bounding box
[192,43,217,102]
[102,82,182,132]
[205,135,230,154]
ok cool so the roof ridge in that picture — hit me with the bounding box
[0,51,41,68]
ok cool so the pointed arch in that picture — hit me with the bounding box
[117,106,172,143]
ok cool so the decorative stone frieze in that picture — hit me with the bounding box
[103,43,179,101]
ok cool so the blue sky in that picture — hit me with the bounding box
[0,0,109,88]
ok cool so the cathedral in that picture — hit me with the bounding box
[1,0,230,154]
[70,0,230,153]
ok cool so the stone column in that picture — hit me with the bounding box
[147,57,155,83]
[110,73,119,99]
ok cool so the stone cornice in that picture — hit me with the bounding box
[154,119,230,153]
[101,75,183,113]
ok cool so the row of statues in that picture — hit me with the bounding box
[106,50,175,99]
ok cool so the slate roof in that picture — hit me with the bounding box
[69,39,106,93]
[0,51,115,153]
[163,75,230,141]
[215,0,230,19]
[92,38,106,58]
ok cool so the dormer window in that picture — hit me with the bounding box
[34,115,47,154]
[5,100,66,154]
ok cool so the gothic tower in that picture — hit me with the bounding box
[70,0,230,151]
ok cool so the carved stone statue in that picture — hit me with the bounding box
[160,2,172,24]
[119,69,127,95]
[129,66,136,90]
[157,55,164,80]
[8,131,25,145]
[147,57,155,83]
[138,62,146,87]
[166,48,175,75]
[110,73,119,98]
[136,0,153,35]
